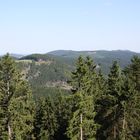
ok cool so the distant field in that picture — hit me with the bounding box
[16,59,33,63]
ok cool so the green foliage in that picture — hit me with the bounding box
[20,54,53,61]
[122,56,140,139]
[16,51,140,100]
[34,97,58,140]
[48,50,140,74]
[96,61,126,140]
[67,56,99,140]
[125,55,140,91]
[1,53,140,140]
[18,54,72,97]
[53,94,73,140]
[0,54,35,139]
[96,59,140,140]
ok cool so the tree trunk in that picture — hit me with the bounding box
[80,113,83,140]
[122,111,126,140]
[8,121,12,140]
[113,109,116,140]
[113,126,116,139]
[7,81,12,140]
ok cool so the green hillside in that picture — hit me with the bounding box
[17,50,140,97]
[48,50,140,73]
[17,54,72,97]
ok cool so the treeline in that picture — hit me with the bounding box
[0,54,140,140]
[20,54,53,61]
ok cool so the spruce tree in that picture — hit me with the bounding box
[94,69,107,140]
[123,56,140,139]
[53,94,73,140]
[106,61,124,139]
[34,97,58,140]
[67,56,98,140]
[125,55,140,91]
[0,54,34,140]
[95,61,124,139]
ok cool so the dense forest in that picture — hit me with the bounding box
[0,54,140,140]
[16,50,140,98]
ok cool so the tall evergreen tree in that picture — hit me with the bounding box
[125,55,140,91]
[34,97,58,140]
[95,61,124,140]
[53,94,73,140]
[89,56,140,140]
[106,61,126,140]
[0,54,34,140]
[94,70,107,140]
[123,56,140,139]
[119,76,140,139]
[67,56,98,140]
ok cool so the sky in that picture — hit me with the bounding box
[0,0,140,54]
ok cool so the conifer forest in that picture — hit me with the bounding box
[0,54,140,140]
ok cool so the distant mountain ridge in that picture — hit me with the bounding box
[47,50,139,58]
[1,50,139,59]
[20,50,140,74]
[10,50,140,97]
[19,50,140,66]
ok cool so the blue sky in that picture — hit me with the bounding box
[0,0,140,54]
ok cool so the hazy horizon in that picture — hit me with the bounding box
[0,0,140,54]
[1,49,140,56]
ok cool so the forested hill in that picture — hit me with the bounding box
[47,50,140,70]
[0,53,140,139]
[48,50,139,58]
[15,50,140,97]
[20,50,140,73]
